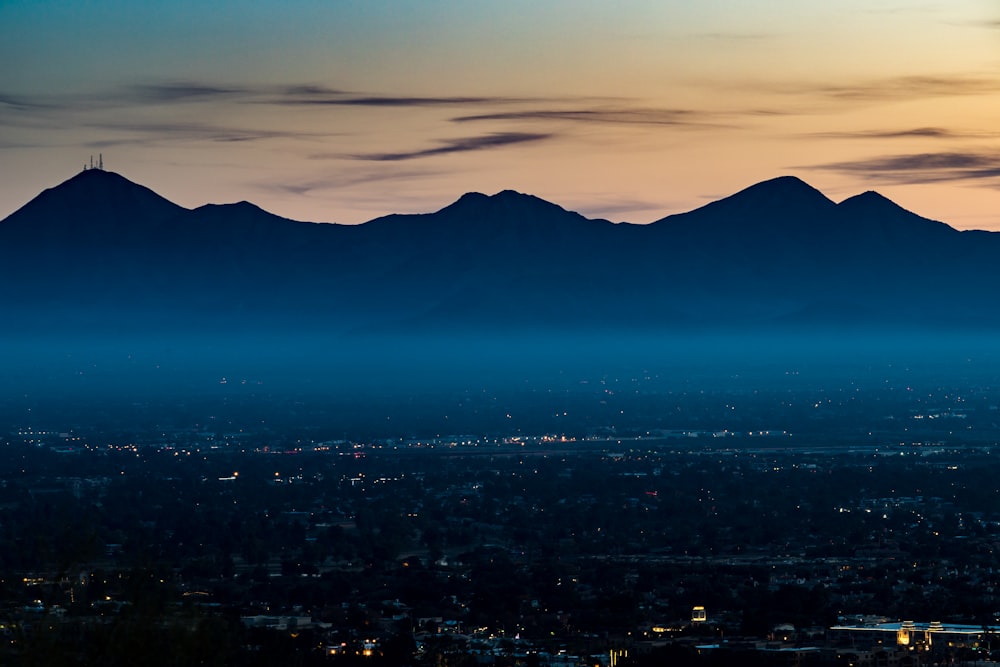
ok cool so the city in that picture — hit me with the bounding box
[4,369,1000,666]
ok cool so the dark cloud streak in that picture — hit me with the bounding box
[282,84,346,96]
[806,151,1000,186]
[283,95,517,107]
[264,166,448,197]
[0,82,253,118]
[804,75,998,101]
[81,120,336,147]
[124,82,248,102]
[565,195,671,220]
[452,108,727,128]
[0,93,54,111]
[4,82,545,111]
[349,132,552,161]
[808,127,963,140]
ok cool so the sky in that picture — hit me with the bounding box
[2,1,1000,229]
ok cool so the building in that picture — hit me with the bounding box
[829,619,999,654]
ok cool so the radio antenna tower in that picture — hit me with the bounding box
[83,154,106,171]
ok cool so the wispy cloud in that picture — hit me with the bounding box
[566,195,674,221]
[805,151,1000,185]
[0,81,546,113]
[123,82,248,103]
[452,108,728,128]
[795,75,999,102]
[346,132,553,162]
[807,127,970,140]
[0,92,53,111]
[0,81,255,118]
[279,94,527,107]
[952,18,1000,29]
[281,84,346,96]
[2,79,729,131]
[263,166,447,197]
[81,120,335,147]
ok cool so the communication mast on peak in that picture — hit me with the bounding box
[83,153,106,172]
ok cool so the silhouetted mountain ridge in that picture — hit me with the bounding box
[1,168,997,334]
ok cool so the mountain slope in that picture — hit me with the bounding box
[1,169,998,334]
[0,169,186,246]
[638,175,998,326]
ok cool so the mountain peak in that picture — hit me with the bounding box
[453,191,490,205]
[0,169,186,241]
[837,188,952,227]
[440,189,572,220]
[651,175,836,233]
[755,175,818,190]
[836,189,956,239]
[43,168,159,203]
[724,175,834,208]
[493,188,533,200]
[838,189,904,212]
[688,176,835,218]
[361,188,608,242]
[10,169,183,216]
[450,189,549,206]
[196,200,270,215]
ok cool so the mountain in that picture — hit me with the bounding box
[2,168,185,239]
[2,168,998,336]
[641,176,1000,326]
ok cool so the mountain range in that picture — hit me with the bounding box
[2,168,998,337]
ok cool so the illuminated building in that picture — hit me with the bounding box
[830,619,996,653]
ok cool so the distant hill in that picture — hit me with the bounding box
[2,169,998,336]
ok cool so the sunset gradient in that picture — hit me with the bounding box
[3,1,999,228]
